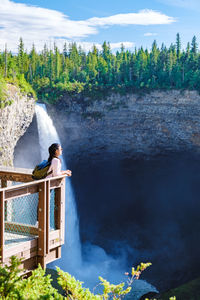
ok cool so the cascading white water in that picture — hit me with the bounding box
[35,103,158,299]
[35,104,82,270]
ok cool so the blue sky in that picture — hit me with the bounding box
[0,0,200,52]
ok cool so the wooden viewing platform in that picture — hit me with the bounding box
[0,166,66,273]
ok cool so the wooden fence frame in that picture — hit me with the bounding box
[0,168,66,270]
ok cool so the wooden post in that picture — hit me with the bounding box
[0,191,5,262]
[38,182,46,268]
[60,178,65,245]
[54,177,65,245]
[1,180,7,222]
[46,180,50,255]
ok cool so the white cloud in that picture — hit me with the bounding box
[144,32,158,36]
[0,0,176,52]
[0,0,96,52]
[87,9,175,26]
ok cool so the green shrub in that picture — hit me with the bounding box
[0,257,154,300]
[16,74,37,98]
[55,81,85,94]
[0,77,12,109]
[57,262,152,300]
[0,256,62,299]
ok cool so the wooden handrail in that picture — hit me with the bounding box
[0,166,33,174]
[0,174,67,193]
[0,169,66,268]
[0,166,33,186]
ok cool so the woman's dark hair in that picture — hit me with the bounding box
[48,143,60,163]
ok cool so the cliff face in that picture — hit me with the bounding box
[13,90,200,292]
[0,84,35,166]
[47,89,200,162]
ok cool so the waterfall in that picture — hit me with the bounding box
[35,103,158,299]
[35,104,82,270]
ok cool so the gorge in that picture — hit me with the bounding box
[3,88,200,294]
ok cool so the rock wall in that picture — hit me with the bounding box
[47,90,200,162]
[0,84,35,166]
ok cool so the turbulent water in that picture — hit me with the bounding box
[35,104,82,270]
[34,104,158,299]
[12,102,200,296]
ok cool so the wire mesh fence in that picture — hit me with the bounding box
[5,192,39,248]
[4,187,57,248]
[50,189,56,231]
[6,193,39,225]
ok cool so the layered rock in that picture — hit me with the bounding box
[47,90,200,162]
[0,84,35,166]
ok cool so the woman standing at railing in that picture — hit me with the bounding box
[46,143,71,178]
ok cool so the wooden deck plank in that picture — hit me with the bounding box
[4,234,37,258]
[5,232,37,245]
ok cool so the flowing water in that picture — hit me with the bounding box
[35,104,82,270]
[35,103,158,299]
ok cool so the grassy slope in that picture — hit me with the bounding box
[157,277,200,300]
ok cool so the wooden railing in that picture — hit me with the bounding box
[0,167,66,271]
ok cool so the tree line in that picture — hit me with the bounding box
[0,34,200,102]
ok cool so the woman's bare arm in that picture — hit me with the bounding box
[62,170,72,176]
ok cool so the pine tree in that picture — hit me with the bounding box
[191,36,198,54]
[18,37,25,74]
[63,42,68,58]
[176,33,181,59]
[29,44,36,81]
[54,44,61,80]
[4,44,7,78]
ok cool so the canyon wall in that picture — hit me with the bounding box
[47,89,200,162]
[0,84,35,167]
[13,89,200,291]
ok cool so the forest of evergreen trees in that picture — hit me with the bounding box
[0,33,200,103]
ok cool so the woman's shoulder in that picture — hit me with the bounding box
[51,157,61,164]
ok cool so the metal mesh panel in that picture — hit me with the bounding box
[9,193,38,225]
[50,189,56,231]
[4,185,58,249]
[5,193,39,248]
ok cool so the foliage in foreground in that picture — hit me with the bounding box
[57,263,151,299]
[0,256,154,300]
[0,256,62,299]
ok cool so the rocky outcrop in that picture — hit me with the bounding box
[0,84,35,166]
[47,90,200,162]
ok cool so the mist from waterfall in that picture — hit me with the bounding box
[35,103,158,299]
[35,104,82,270]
